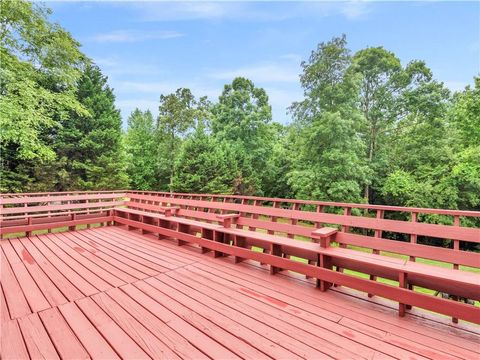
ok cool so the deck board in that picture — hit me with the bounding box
[58,301,120,359]
[1,226,479,360]
[17,313,60,360]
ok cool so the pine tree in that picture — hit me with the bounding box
[55,64,129,190]
[124,109,158,190]
[171,124,238,194]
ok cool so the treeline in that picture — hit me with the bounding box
[2,1,479,214]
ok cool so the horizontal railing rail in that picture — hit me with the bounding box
[0,191,125,236]
[128,190,480,217]
[126,192,480,243]
[1,190,478,323]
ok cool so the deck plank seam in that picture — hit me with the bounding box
[188,258,480,353]
[2,227,478,360]
[151,273,350,359]
[172,265,451,360]
[165,267,381,359]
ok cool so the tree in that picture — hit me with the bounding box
[156,88,200,191]
[348,47,441,202]
[171,124,238,194]
[0,0,87,191]
[288,112,370,202]
[450,77,480,148]
[288,36,369,202]
[54,64,129,190]
[212,77,273,194]
[124,109,157,190]
[292,34,357,119]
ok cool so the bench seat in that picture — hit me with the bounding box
[113,206,479,303]
[114,207,221,232]
[221,226,479,300]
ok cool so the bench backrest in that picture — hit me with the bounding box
[126,192,480,268]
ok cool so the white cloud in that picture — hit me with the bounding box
[113,80,219,98]
[115,81,173,94]
[134,2,285,22]
[92,57,118,67]
[209,63,299,83]
[124,1,373,22]
[340,1,371,20]
[116,99,159,111]
[92,30,183,43]
[115,99,159,124]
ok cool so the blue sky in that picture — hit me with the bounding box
[47,1,480,125]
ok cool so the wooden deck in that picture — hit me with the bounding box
[1,226,479,359]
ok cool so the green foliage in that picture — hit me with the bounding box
[450,78,480,147]
[292,34,358,118]
[2,1,479,230]
[212,77,273,194]
[0,0,87,192]
[54,64,129,190]
[348,46,444,201]
[171,126,238,194]
[289,112,370,202]
[289,36,369,202]
[124,109,158,190]
[261,123,294,198]
[156,88,206,191]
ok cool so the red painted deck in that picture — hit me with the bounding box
[1,226,479,359]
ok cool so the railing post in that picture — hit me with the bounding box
[399,272,408,317]
[288,203,301,239]
[451,215,460,323]
[86,198,91,229]
[409,212,417,261]
[69,213,76,231]
[267,201,280,235]
[335,206,351,282]
[368,209,383,297]
[0,202,3,239]
[312,228,336,291]
[405,211,417,309]
[47,193,52,233]
[248,200,261,231]
[26,217,32,238]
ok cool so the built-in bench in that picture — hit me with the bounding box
[0,192,125,236]
[1,191,478,324]
[112,205,480,324]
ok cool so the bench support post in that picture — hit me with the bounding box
[140,216,148,234]
[311,227,337,287]
[234,236,246,263]
[316,254,333,291]
[269,243,282,274]
[69,214,76,232]
[158,219,169,239]
[175,224,188,246]
[127,213,133,231]
[26,217,33,237]
[201,228,213,253]
[213,231,225,258]
[399,272,408,317]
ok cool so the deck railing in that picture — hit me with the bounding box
[128,191,480,256]
[1,190,479,323]
[0,190,126,236]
